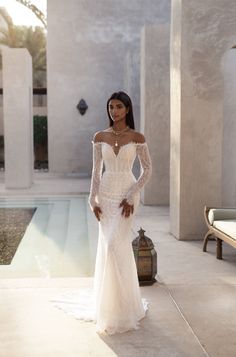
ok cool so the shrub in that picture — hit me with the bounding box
[33,115,47,145]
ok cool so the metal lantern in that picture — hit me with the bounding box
[132,227,157,286]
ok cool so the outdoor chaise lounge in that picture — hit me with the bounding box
[203,206,236,259]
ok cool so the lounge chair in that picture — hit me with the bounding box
[203,206,236,259]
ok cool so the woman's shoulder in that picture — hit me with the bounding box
[132,131,146,144]
[93,127,113,142]
[92,131,106,143]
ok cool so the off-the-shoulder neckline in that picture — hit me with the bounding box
[91,141,147,146]
[91,141,147,157]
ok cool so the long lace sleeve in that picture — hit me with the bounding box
[125,142,152,205]
[88,142,103,211]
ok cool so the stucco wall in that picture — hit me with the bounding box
[222,49,236,205]
[141,24,170,205]
[170,0,236,239]
[47,0,170,174]
[2,48,33,188]
[0,69,3,136]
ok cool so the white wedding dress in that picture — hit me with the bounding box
[53,140,152,335]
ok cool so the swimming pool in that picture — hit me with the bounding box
[0,196,97,278]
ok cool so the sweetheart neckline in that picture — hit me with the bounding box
[92,141,147,157]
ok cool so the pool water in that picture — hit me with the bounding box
[0,196,97,278]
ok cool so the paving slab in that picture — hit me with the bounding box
[167,284,236,357]
[0,279,207,357]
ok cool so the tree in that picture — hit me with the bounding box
[0,10,46,86]
[21,26,46,85]
[0,8,23,47]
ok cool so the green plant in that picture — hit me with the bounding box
[33,115,47,145]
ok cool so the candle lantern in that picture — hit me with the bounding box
[132,227,157,286]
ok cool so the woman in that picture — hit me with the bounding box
[53,91,152,335]
[89,91,152,334]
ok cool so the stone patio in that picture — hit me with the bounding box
[0,172,235,357]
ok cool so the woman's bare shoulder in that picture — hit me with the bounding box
[132,131,146,143]
[93,128,111,143]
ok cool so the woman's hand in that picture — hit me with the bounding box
[119,199,134,218]
[93,205,102,221]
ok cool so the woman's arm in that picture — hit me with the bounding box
[88,138,103,211]
[125,140,152,205]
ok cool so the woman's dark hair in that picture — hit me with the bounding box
[106,91,135,129]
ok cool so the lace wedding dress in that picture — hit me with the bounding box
[53,140,152,335]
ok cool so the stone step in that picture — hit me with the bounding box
[62,197,91,277]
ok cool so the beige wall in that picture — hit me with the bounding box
[0,69,3,135]
[170,0,236,240]
[0,69,47,137]
[2,48,33,188]
[222,49,236,205]
[170,0,182,237]
[141,24,170,205]
[47,0,170,175]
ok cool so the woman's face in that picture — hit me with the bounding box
[108,99,128,122]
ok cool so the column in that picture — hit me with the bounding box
[140,24,170,205]
[170,0,236,239]
[2,48,33,188]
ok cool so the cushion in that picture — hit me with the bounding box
[208,208,236,225]
[213,220,236,240]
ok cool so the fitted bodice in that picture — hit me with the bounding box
[101,142,137,173]
[88,140,152,209]
[99,142,138,201]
